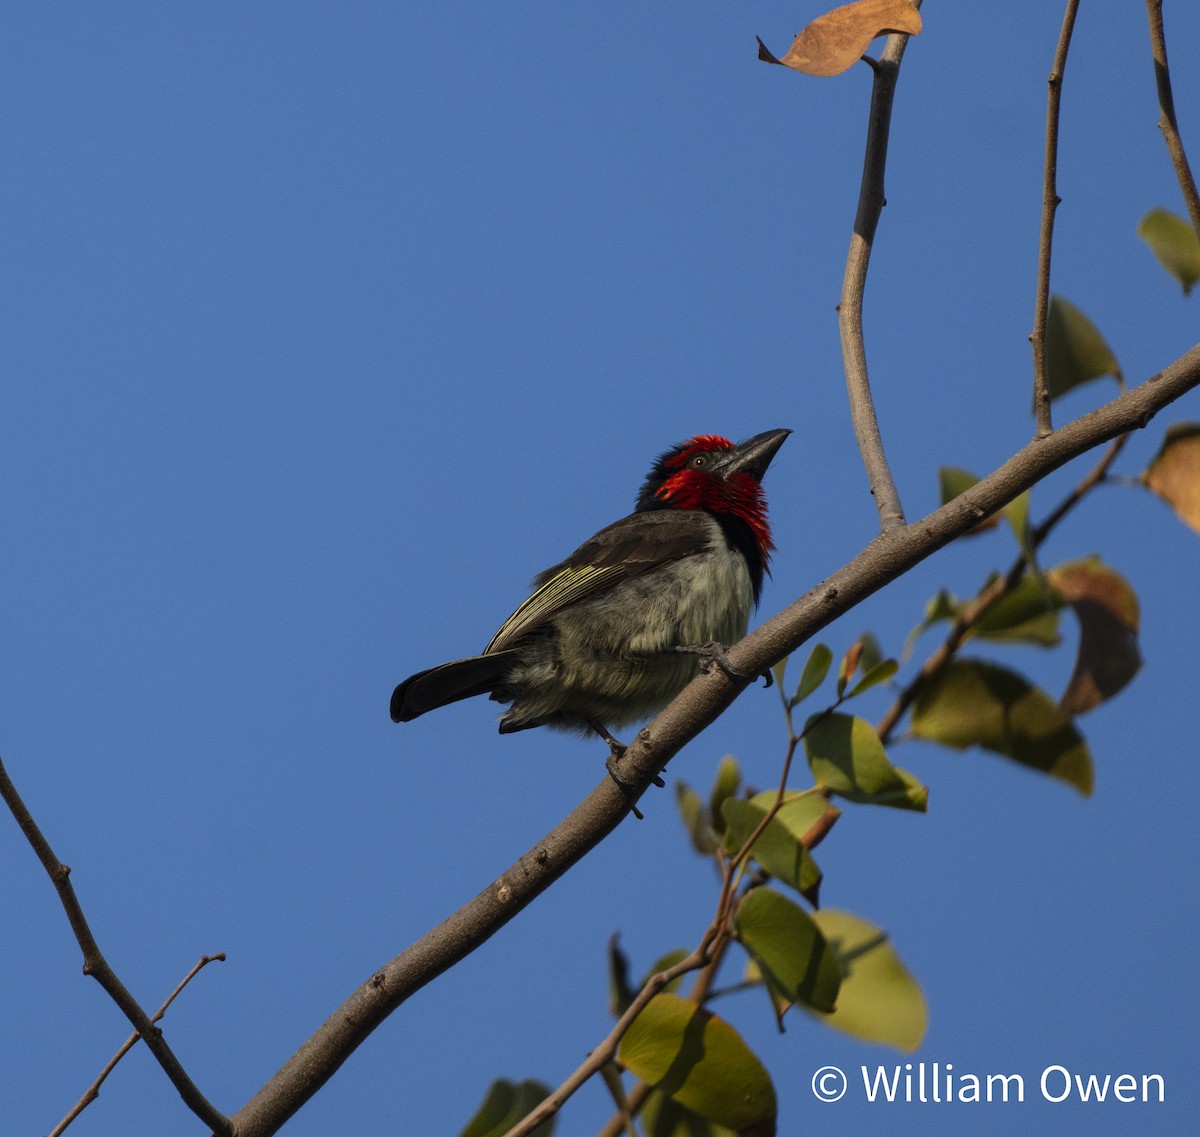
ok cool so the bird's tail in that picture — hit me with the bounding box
[390,650,518,723]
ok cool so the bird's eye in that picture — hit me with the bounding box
[690,454,708,469]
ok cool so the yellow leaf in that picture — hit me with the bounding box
[1138,208,1200,295]
[1143,422,1200,534]
[758,0,922,78]
[807,910,927,1051]
[618,994,777,1135]
[911,659,1094,795]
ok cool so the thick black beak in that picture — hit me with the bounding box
[715,428,791,482]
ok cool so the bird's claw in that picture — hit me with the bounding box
[605,752,645,820]
[675,642,771,687]
[598,723,664,819]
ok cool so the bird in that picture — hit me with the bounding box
[390,428,790,755]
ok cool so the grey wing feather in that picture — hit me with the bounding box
[484,510,711,654]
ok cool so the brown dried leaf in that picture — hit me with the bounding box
[1142,422,1200,534]
[1047,558,1142,715]
[758,0,923,78]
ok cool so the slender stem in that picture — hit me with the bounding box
[501,935,719,1137]
[593,748,838,1137]
[839,13,921,532]
[1145,0,1200,237]
[1031,0,1081,438]
[50,954,226,1137]
[0,757,231,1135]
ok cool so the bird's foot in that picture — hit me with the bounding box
[595,722,664,821]
[673,642,772,688]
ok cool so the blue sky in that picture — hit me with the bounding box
[2,3,1198,1135]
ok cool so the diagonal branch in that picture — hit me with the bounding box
[1031,0,1082,439]
[50,953,227,1137]
[0,756,231,1135]
[1145,0,1200,237]
[224,341,1200,1137]
[838,11,922,533]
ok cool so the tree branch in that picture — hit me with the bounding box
[224,342,1200,1137]
[1145,0,1200,237]
[1031,0,1081,438]
[50,953,227,1137]
[838,13,921,533]
[0,756,231,1135]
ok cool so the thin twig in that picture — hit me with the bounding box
[1031,0,1081,438]
[0,756,232,1136]
[501,935,720,1137]
[592,740,839,1137]
[838,9,921,532]
[1145,0,1200,237]
[875,431,1129,743]
[227,342,1200,1137]
[50,953,227,1137]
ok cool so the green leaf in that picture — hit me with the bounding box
[804,713,928,811]
[609,934,635,1017]
[903,588,959,658]
[923,589,960,625]
[458,1078,555,1137]
[847,658,898,698]
[722,794,826,904]
[791,643,833,707]
[708,755,741,838]
[641,1090,737,1137]
[857,632,885,676]
[735,887,842,1016]
[970,573,1062,646]
[1045,295,1120,399]
[910,659,1094,794]
[1142,422,1200,534]
[746,790,834,839]
[1006,489,1040,573]
[617,993,776,1134]
[1138,207,1200,294]
[938,465,980,505]
[806,910,927,1052]
[675,781,719,855]
[770,656,788,701]
[1047,557,1142,714]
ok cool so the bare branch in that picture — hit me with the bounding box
[50,953,227,1137]
[224,342,1200,1137]
[838,11,922,533]
[0,756,232,1136]
[1146,0,1200,236]
[1031,0,1082,438]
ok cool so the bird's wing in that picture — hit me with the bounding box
[483,509,713,654]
